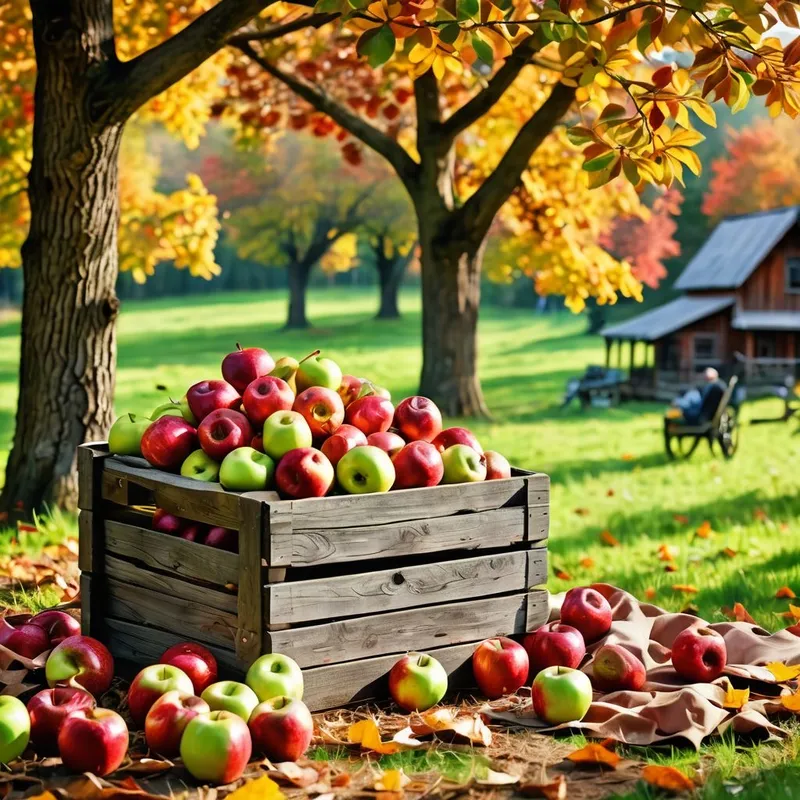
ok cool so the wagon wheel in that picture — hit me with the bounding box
[665,432,701,460]
[717,406,739,459]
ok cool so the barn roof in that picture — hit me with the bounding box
[601,295,735,341]
[732,310,800,331]
[675,206,800,291]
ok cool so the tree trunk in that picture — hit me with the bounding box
[374,244,403,320]
[284,262,311,329]
[0,1,121,518]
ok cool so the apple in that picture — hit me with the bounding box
[251,434,264,452]
[108,413,150,456]
[337,374,362,406]
[346,395,395,436]
[201,681,260,722]
[153,508,184,536]
[391,441,444,490]
[320,424,367,467]
[560,587,613,643]
[484,451,512,480]
[523,622,586,677]
[432,427,483,455]
[389,652,448,712]
[242,376,294,428]
[180,523,207,543]
[222,344,275,394]
[670,626,727,682]
[180,710,252,785]
[393,396,442,443]
[591,644,647,692]
[180,449,221,483]
[27,687,95,754]
[357,380,391,400]
[128,663,195,726]
[160,643,218,695]
[246,653,304,703]
[472,637,529,700]
[293,387,345,438]
[58,708,128,776]
[532,666,593,725]
[219,447,275,491]
[441,444,487,484]
[248,697,313,762]
[205,527,238,552]
[186,380,241,423]
[0,696,30,764]
[275,447,334,499]
[198,409,253,462]
[262,410,313,460]
[150,401,184,421]
[336,445,395,494]
[367,431,406,458]
[297,354,343,392]
[0,615,51,658]
[29,609,81,647]
[141,416,198,472]
[46,635,114,697]
[145,690,210,757]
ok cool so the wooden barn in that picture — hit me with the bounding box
[602,206,800,400]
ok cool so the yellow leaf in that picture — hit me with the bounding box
[695,520,714,538]
[723,685,750,709]
[566,743,620,768]
[227,777,285,800]
[777,587,797,599]
[658,544,677,561]
[642,765,695,792]
[766,662,800,682]
[671,584,698,594]
[789,604,800,621]
[781,691,800,712]
[349,718,406,754]
[374,769,411,792]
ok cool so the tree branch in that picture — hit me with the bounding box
[236,43,419,188]
[414,70,442,155]
[227,12,338,46]
[457,81,576,239]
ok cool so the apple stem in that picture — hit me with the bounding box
[128,412,135,423]
[236,342,242,351]
[299,349,321,365]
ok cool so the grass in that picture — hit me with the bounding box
[0,285,799,796]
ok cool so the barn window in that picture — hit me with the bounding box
[692,334,719,370]
[788,257,800,292]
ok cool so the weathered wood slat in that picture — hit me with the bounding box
[237,496,264,662]
[78,442,110,511]
[266,548,547,625]
[104,520,239,587]
[269,590,548,668]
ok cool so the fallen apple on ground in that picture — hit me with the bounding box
[160,643,218,694]
[591,644,647,691]
[0,695,30,764]
[46,635,114,697]
[128,664,195,726]
[523,622,587,677]
[532,666,593,725]
[145,690,210,757]
[201,681,260,722]
[58,708,128,776]
[472,637,529,699]
[29,610,81,647]
[27,687,95,754]
[181,710,252,785]
[246,653,304,702]
[389,652,448,712]
[560,587,613,643]
[670,626,727,682]
[0,615,50,659]
[248,696,313,762]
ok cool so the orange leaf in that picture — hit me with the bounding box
[722,602,756,624]
[781,691,800,712]
[621,453,634,461]
[658,544,677,561]
[554,568,572,580]
[664,564,678,573]
[789,604,800,621]
[574,507,590,516]
[580,557,595,569]
[671,584,698,594]
[766,662,800,682]
[519,774,567,799]
[721,547,737,558]
[566,743,620,768]
[348,719,406,754]
[645,587,657,600]
[673,514,689,525]
[777,587,797,599]
[642,765,695,792]
[722,685,750,709]
[695,520,714,538]
[600,530,620,547]
[606,488,615,497]
[753,508,769,522]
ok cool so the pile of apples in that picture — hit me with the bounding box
[108,345,512,498]
[151,508,238,553]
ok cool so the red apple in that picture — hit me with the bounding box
[431,427,483,455]
[180,522,207,543]
[0,615,51,658]
[484,451,512,480]
[251,434,264,452]
[141,416,198,472]
[186,380,241,423]
[46,635,114,697]
[560,587,613,643]
[591,644,647,692]
[275,447,334,499]
[248,696,313,762]
[367,431,406,458]
[29,610,81,647]
[337,375,362,407]
[198,408,253,461]
[346,395,395,436]
[472,637,529,700]
[160,643,218,695]
[293,387,345,438]
[242,376,294,428]
[27,687,95,754]
[180,710,252,784]
[671,626,727,682]
[320,424,367,467]
[393,396,443,443]
[153,508,184,536]
[58,708,128,776]
[389,652,448,711]
[222,344,275,394]
[523,622,586,677]
[204,527,238,553]
[391,441,444,490]
[128,664,195,727]
[145,690,210,757]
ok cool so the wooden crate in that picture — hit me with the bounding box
[78,442,550,710]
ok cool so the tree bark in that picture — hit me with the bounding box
[1,1,121,517]
[374,239,404,320]
[284,262,312,329]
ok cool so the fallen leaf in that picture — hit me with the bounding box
[722,685,750,709]
[644,587,657,600]
[410,708,492,746]
[476,769,519,785]
[671,584,698,594]
[348,719,406,754]
[24,794,58,800]
[574,508,590,516]
[566,743,620,768]
[228,777,285,800]
[606,488,615,497]
[621,453,634,461]
[722,602,757,624]
[781,692,800,712]
[695,520,714,539]
[721,547,737,559]
[642,765,695,792]
[753,508,769,522]
[663,564,678,572]
[554,568,572,580]
[519,774,567,799]
[374,770,410,793]
[600,530,620,547]
[788,604,800,620]
[777,587,797,599]
[658,544,677,561]
[268,762,323,788]
[579,557,595,569]
[117,758,173,776]
[332,773,351,788]
[673,514,689,525]
[766,662,800,682]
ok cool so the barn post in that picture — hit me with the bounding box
[605,338,612,368]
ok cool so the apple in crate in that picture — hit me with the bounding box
[243,376,294,427]
[321,424,367,467]
[670,626,727,682]
[392,441,443,490]
[46,635,114,697]
[591,644,646,692]
[523,623,586,677]
[29,609,81,647]
[560,587,613,643]
[58,708,128,776]
[472,638,529,699]
[180,523,207,543]
[222,344,275,394]
[145,690,210,757]
[0,615,50,658]
[249,697,313,762]
[262,410,313,459]
[153,508,184,535]
[205,527,238,552]
[201,681,260,722]
[276,448,334,499]
[346,395,394,436]
[293,387,345,438]
[297,354,343,392]
[441,444,486,483]
[27,687,95,754]
[389,653,448,712]
[367,431,405,458]
[432,427,483,454]
[337,446,395,494]
[0,696,30,764]
[393,396,442,443]
[128,664,195,726]
[108,413,150,456]
[160,642,218,694]
[150,401,184,421]
[532,666,593,725]
[181,449,220,483]
[484,451,511,480]
[198,409,253,461]
[181,710,252,785]
[219,447,275,491]
[187,380,241,423]
[141,416,197,472]
[338,374,362,406]
[246,653,304,702]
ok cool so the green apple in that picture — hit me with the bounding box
[180,710,252,784]
[388,653,448,712]
[262,410,313,460]
[150,402,184,421]
[201,681,259,722]
[441,444,487,484]
[181,449,221,482]
[219,447,275,491]
[336,445,395,494]
[246,654,304,702]
[297,355,342,392]
[0,695,30,763]
[108,413,150,456]
[532,666,593,725]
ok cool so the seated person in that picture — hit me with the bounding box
[670,368,726,425]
